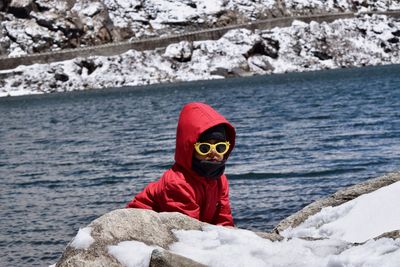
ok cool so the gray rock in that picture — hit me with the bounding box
[55,172,400,266]
[8,0,35,18]
[0,27,11,54]
[150,249,206,267]
[164,41,193,62]
[274,171,400,234]
[56,209,207,267]
[248,55,274,73]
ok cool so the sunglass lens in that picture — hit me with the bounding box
[216,143,227,153]
[199,144,211,154]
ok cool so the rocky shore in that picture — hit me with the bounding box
[54,171,400,267]
[1,1,400,97]
[2,0,398,57]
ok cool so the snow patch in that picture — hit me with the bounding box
[70,227,95,250]
[108,240,157,267]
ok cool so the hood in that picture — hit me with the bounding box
[175,102,236,173]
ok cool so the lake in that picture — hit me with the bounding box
[1,64,399,266]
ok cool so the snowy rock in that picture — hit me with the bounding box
[8,0,35,18]
[0,27,11,54]
[248,54,274,73]
[164,41,193,62]
[55,172,400,266]
[55,209,208,267]
[274,171,400,234]
[2,14,400,97]
[34,0,71,12]
[150,249,207,267]
[1,0,399,57]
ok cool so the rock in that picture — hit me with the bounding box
[254,37,280,59]
[0,27,11,54]
[8,0,35,18]
[374,230,400,240]
[55,172,400,266]
[56,209,208,267]
[150,249,206,267]
[34,0,71,11]
[1,0,400,57]
[55,207,282,266]
[2,11,400,96]
[248,54,274,73]
[164,41,193,62]
[274,171,400,234]
[312,50,332,60]
[54,72,69,82]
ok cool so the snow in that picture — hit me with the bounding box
[108,241,159,267]
[282,181,400,243]
[1,4,400,97]
[72,2,104,17]
[70,227,95,250]
[102,181,400,266]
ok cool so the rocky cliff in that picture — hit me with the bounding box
[2,12,400,97]
[1,1,400,97]
[55,171,400,267]
[1,0,399,57]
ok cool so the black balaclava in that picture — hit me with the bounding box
[192,124,227,179]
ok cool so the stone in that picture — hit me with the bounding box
[274,171,400,234]
[150,249,206,267]
[164,41,193,62]
[54,72,69,82]
[8,0,35,18]
[0,27,11,55]
[55,172,400,266]
[248,55,274,73]
[56,209,207,267]
[374,230,400,240]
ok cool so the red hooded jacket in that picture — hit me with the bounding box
[126,102,235,226]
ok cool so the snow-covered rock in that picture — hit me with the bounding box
[164,41,193,62]
[54,171,400,267]
[1,0,400,57]
[55,209,209,267]
[1,14,399,97]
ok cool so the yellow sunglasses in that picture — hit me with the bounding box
[194,141,230,156]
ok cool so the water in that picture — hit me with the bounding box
[1,64,400,266]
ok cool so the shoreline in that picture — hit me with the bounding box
[1,62,399,99]
[1,13,400,98]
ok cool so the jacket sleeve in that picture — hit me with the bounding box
[126,181,158,209]
[126,170,201,220]
[214,175,234,226]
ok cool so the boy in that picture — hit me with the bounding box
[126,102,235,226]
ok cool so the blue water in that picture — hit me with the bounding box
[1,64,400,266]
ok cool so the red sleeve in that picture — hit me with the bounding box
[126,181,158,209]
[126,170,200,220]
[214,175,234,226]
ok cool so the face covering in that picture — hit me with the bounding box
[192,157,226,179]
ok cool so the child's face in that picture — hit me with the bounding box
[194,139,225,162]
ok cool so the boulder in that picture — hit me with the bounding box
[8,0,35,18]
[55,209,208,267]
[0,27,11,54]
[55,172,400,266]
[150,249,206,267]
[55,208,283,267]
[248,55,274,73]
[274,171,400,234]
[164,41,193,62]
